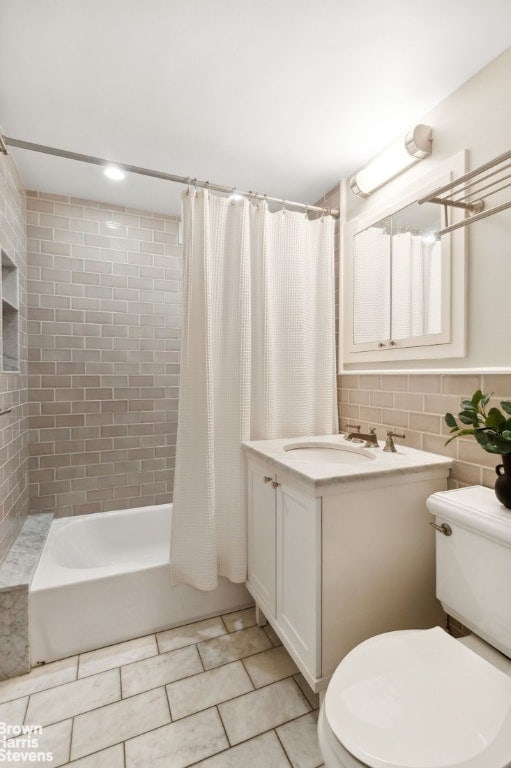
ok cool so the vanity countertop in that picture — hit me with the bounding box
[242,434,453,491]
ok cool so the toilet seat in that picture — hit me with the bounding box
[324,627,511,768]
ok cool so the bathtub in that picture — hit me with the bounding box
[30,504,251,664]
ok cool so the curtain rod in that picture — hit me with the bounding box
[1,136,340,219]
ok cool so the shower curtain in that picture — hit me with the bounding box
[170,190,337,590]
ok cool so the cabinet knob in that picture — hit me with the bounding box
[272,480,280,489]
[264,476,273,483]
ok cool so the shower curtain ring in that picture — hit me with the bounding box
[281,199,286,213]
[305,204,310,219]
[186,177,191,195]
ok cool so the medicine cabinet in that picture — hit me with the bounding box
[341,151,467,367]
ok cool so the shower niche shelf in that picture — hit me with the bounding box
[1,250,19,372]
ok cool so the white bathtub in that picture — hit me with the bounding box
[30,504,251,664]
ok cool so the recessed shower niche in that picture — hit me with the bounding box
[1,250,19,371]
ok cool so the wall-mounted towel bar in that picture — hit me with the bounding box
[418,149,511,235]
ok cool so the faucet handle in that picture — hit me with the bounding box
[383,431,406,452]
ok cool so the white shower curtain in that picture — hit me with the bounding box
[392,233,442,339]
[170,190,337,590]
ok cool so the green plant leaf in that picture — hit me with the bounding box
[486,408,506,429]
[481,392,492,408]
[459,411,478,425]
[443,390,511,455]
[483,444,502,454]
[474,431,491,446]
[445,428,476,446]
[494,436,511,453]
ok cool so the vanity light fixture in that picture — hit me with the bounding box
[350,124,432,197]
[103,165,125,181]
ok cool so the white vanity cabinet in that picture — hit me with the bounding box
[244,443,452,692]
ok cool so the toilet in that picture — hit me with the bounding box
[318,485,511,768]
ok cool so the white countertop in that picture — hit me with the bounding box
[242,434,453,491]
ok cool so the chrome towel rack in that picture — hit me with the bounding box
[418,149,511,236]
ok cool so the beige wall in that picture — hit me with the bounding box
[26,191,182,517]
[335,50,511,486]
[342,47,511,371]
[0,153,29,561]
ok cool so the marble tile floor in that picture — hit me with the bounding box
[0,607,325,768]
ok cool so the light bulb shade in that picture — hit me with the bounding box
[103,166,126,181]
[350,124,432,197]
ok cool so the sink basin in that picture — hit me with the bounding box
[282,441,375,465]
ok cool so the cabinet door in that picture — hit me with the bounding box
[276,483,321,677]
[246,462,277,615]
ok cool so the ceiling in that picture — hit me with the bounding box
[1,0,511,216]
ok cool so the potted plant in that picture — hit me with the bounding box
[445,390,511,508]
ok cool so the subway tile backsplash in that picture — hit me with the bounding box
[338,373,511,490]
[26,191,182,517]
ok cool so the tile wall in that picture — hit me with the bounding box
[26,191,182,517]
[0,152,29,561]
[338,373,511,489]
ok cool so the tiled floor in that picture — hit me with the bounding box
[0,607,324,768]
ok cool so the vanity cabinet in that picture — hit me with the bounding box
[245,451,450,692]
[248,461,321,676]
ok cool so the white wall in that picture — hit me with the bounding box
[343,47,511,371]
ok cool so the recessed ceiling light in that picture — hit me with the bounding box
[103,166,125,181]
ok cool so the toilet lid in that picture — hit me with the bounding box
[325,627,511,768]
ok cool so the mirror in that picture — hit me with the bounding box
[352,200,444,346]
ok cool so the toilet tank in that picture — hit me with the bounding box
[427,485,511,659]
